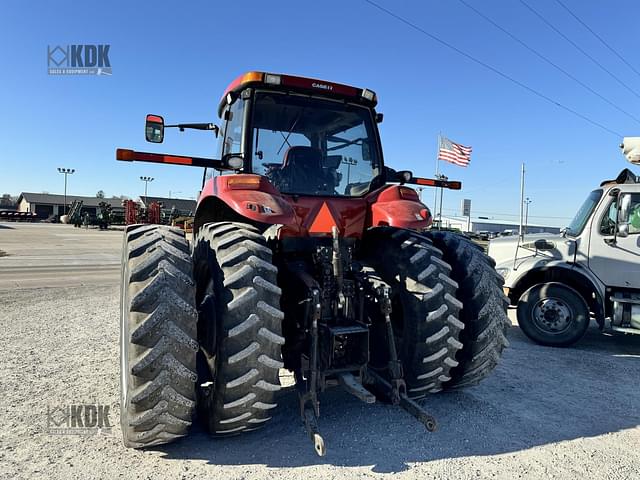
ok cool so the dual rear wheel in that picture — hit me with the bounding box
[363,228,510,394]
[120,224,509,447]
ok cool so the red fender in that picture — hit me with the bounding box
[367,185,432,230]
[197,174,296,225]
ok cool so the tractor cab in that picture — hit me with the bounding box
[215,72,383,198]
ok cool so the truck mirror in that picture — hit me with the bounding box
[617,194,632,238]
[617,223,629,238]
[619,194,632,223]
[145,114,164,143]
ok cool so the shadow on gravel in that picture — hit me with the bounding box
[154,323,640,473]
[0,224,15,229]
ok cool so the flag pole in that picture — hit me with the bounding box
[434,133,441,227]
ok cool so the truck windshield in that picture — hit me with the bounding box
[565,189,602,236]
[251,91,380,196]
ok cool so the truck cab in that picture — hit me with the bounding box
[489,163,640,346]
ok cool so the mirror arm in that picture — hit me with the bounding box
[382,167,461,190]
[165,123,219,134]
[402,176,462,190]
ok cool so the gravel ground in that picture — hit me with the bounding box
[1,224,639,479]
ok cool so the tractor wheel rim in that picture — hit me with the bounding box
[532,297,572,333]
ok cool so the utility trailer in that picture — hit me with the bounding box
[116,71,510,455]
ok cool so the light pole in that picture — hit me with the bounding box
[342,157,357,185]
[57,167,75,215]
[140,176,154,205]
[524,197,532,234]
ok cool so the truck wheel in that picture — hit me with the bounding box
[193,222,284,435]
[362,227,464,397]
[517,282,590,346]
[428,231,510,388]
[120,225,198,448]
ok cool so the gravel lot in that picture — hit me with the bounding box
[1,223,639,480]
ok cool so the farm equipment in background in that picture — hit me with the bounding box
[97,201,112,230]
[171,214,194,233]
[123,200,138,225]
[66,200,84,227]
[116,71,510,455]
[146,201,161,225]
[123,199,161,225]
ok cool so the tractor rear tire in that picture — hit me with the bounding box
[120,225,198,448]
[193,222,284,435]
[362,227,464,397]
[427,231,510,388]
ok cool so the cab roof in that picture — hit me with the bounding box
[600,168,639,187]
[217,71,377,117]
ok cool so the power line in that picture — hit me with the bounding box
[520,0,640,100]
[457,0,640,125]
[363,0,622,137]
[554,0,640,81]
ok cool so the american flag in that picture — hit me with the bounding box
[438,136,472,167]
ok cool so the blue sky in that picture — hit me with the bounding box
[1,0,639,226]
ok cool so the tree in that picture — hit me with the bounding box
[0,194,13,207]
[96,190,105,198]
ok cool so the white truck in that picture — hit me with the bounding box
[488,138,640,346]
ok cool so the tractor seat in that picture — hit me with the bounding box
[280,146,330,194]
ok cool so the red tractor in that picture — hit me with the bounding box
[117,72,509,455]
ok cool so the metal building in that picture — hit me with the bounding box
[437,215,561,235]
[15,193,124,220]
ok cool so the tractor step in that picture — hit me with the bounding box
[610,325,640,335]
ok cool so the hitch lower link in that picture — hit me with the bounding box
[369,286,437,432]
[296,286,437,457]
[297,288,326,457]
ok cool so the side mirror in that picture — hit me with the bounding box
[396,170,413,183]
[618,223,630,238]
[145,114,164,143]
[383,166,412,184]
[617,194,632,237]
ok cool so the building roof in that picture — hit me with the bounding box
[140,196,197,213]
[17,192,125,209]
[439,215,562,229]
